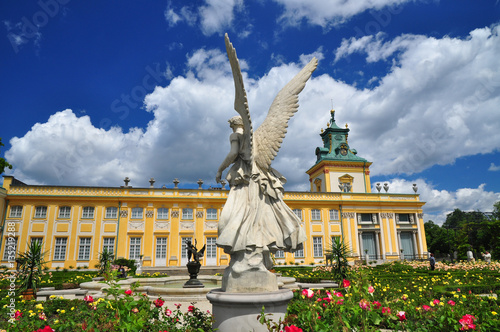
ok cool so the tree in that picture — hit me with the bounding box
[493,201,500,220]
[0,138,12,174]
[424,220,450,256]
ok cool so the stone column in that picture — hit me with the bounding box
[397,230,403,259]
[378,213,386,260]
[358,230,363,260]
[374,230,380,260]
[412,231,418,259]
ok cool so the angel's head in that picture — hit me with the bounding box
[228,115,244,129]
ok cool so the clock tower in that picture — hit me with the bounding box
[306,110,372,193]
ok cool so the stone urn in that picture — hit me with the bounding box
[183,261,204,288]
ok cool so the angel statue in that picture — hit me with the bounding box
[215,34,317,293]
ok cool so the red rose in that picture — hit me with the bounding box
[188,305,195,312]
[154,298,165,308]
[342,279,350,288]
[285,325,303,332]
[125,289,133,295]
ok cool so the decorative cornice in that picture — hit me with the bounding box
[180,221,194,230]
[171,210,179,218]
[154,221,170,231]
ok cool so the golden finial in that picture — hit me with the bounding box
[330,109,335,114]
[321,128,324,133]
[326,122,330,128]
[345,123,348,128]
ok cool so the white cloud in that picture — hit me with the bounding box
[332,25,500,176]
[5,25,500,220]
[334,33,424,63]
[199,0,244,36]
[379,179,500,225]
[274,0,412,28]
[489,163,500,171]
[6,110,146,186]
[164,0,243,36]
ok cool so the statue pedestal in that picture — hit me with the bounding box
[183,261,204,288]
[206,288,293,332]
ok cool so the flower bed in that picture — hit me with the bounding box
[268,261,500,331]
[0,278,213,331]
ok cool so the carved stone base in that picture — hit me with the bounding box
[221,249,278,293]
[207,288,293,332]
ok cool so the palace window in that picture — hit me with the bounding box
[9,206,22,218]
[129,237,141,260]
[102,238,115,254]
[206,208,217,220]
[3,237,17,260]
[294,247,304,258]
[157,208,169,219]
[275,250,285,258]
[313,237,323,257]
[293,209,302,220]
[329,209,339,221]
[311,209,321,221]
[78,237,91,260]
[105,207,118,219]
[58,206,71,219]
[156,237,168,259]
[35,206,47,218]
[358,213,377,224]
[397,213,411,224]
[131,207,143,219]
[206,237,217,259]
[182,208,193,220]
[82,206,94,219]
[31,237,43,246]
[53,238,67,260]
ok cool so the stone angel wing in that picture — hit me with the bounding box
[253,57,318,171]
[224,33,253,153]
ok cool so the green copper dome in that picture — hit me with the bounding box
[315,110,368,164]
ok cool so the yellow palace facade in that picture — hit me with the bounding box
[0,111,427,270]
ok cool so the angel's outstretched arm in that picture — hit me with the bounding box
[216,133,240,183]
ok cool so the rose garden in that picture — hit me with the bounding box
[1,257,499,331]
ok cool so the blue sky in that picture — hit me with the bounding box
[1,0,499,224]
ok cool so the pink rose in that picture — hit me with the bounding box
[359,299,370,310]
[368,285,375,294]
[83,295,94,303]
[125,289,133,295]
[422,305,431,311]
[448,300,456,306]
[188,305,195,312]
[382,307,391,314]
[397,311,406,321]
[372,301,381,310]
[165,309,172,317]
[284,325,303,332]
[301,289,314,298]
[154,298,165,308]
